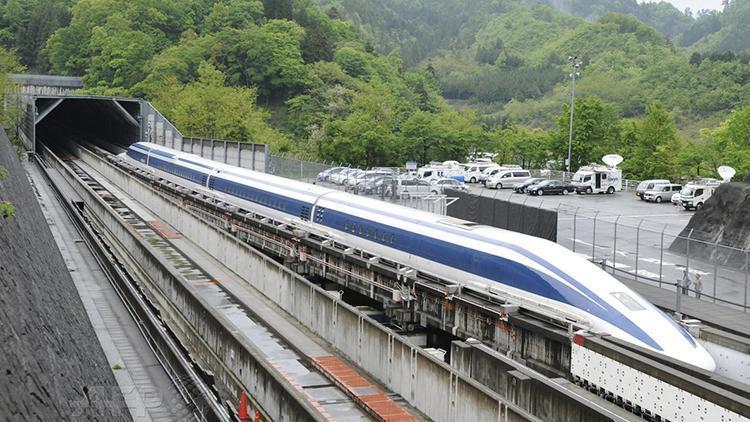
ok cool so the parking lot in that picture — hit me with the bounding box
[466,183,692,230]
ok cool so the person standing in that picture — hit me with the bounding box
[681,269,692,295]
[693,273,703,299]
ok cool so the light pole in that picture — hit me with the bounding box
[566,55,581,173]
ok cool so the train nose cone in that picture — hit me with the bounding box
[684,345,716,372]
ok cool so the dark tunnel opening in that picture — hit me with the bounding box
[35,97,141,155]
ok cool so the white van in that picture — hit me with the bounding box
[487,169,532,189]
[680,180,720,210]
[465,163,496,183]
[635,179,670,199]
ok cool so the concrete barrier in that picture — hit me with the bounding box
[81,149,537,421]
[45,150,328,422]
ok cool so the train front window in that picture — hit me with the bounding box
[611,292,645,311]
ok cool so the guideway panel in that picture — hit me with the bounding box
[54,150,420,421]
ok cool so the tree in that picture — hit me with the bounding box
[0,0,73,71]
[553,96,621,170]
[203,0,264,33]
[213,20,309,98]
[318,80,400,167]
[45,0,193,77]
[84,15,156,91]
[620,101,679,179]
[262,0,292,20]
[151,62,290,150]
[703,106,750,179]
[0,165,14,219]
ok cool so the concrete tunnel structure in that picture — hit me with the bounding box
[11,74,268,170]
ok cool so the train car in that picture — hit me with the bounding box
[124,142,716,371]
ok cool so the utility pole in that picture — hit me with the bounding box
[566,55,581,173]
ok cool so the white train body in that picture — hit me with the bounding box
[125,142,716,371]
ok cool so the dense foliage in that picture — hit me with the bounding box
[1,0,750,180]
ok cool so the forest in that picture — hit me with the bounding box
[1,0,750,180]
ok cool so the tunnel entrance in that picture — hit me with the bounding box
[33,96,143,154]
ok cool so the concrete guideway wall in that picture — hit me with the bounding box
[571,336,750,421]
[45,150,328,422]
[80,147,538,422]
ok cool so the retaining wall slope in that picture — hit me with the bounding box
[0,129,128,420]
[670,182,750,268]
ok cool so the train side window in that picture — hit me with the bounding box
[390,234,395,244]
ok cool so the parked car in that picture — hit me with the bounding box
[431,178,469,194]
[359,175,395,194]
[465,163,496,183]
[316,166,346,183]
[349,170,391,189]
[386,178,434,198]
[329,168,356,185]
[527,180,575,196]
[642,183,682,203]
[671,192,682,206]
[343,169,366,187]
[487,169,532,189]
[635,179,670,199]
[478,166,501,185]
[513,178,546,194]
[680,181,720,210]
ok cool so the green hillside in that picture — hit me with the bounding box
[0,0,749,180]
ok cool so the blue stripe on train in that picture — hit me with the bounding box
[318,208,662,351]
[148,156,208,186]
[210,177,310,220]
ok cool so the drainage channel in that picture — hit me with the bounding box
[63,157,380,421]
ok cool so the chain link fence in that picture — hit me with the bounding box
[266,154,453,215]
[266,153,331,182]
[558,206,750,313]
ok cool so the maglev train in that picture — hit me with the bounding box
[124,142,716,371]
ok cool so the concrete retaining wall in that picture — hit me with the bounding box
[0,133,128,419]
[82,149,536,421]
[451,340,627,421]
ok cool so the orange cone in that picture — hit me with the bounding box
[239,391,250,421]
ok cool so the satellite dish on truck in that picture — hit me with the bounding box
[717,166,736,182]
[602,154,623,168]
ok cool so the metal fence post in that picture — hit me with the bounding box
[685,229,693,281]
[635,219,643,281]
[745,250,749,313]
[659,224,667,288]
[712,240,719,303]
[572,207,579,253]
[676,278,682,315]
[592,211,600,261]
[612,215,621,275]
